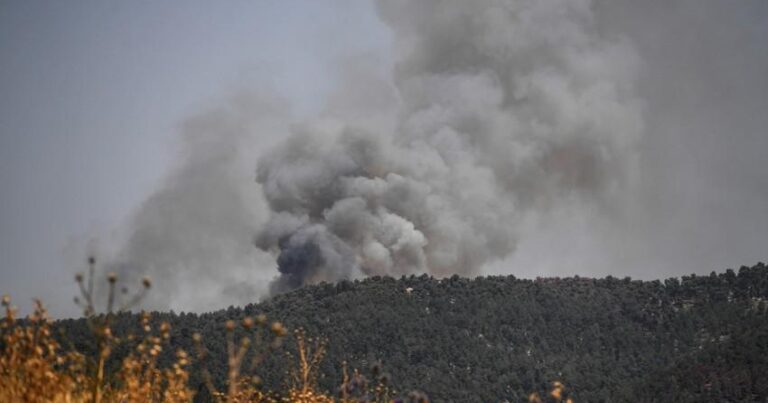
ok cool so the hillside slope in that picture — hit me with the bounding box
[56,263,768,402]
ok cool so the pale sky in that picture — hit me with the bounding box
[0,0,390,316]
[1,0,767,317]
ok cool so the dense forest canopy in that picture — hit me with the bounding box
[55,263,768,402]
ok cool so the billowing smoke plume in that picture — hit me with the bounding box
[109,93,289,311]
[255,0,642,293]
[104,0,697,311]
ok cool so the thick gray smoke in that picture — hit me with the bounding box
[108,0,768,310]
[256,0,642,293]
[109,93,289,311]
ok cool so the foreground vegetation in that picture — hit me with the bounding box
[1,258,575,402]
[2,293,434,402]
[61,263,763,402]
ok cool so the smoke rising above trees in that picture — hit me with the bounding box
[106,0,768,311]
[255,0,642,292]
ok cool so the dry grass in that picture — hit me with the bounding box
[0,257,346,402]
[1,293,287,402]
[0,297,86,403]
[109,313,193,402]
[193,315,289,403]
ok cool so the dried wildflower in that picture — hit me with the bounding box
[160,321,171,340]
[407,390,430,403]
[271,321,287,336]
[5,254,437,403]
[0,299,88,402]
[529,392,543,403]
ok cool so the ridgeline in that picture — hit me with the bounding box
[56,263,768,402]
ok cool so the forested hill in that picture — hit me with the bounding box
[57,263,768,402]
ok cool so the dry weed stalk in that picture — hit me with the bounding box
[0,255,445,403]
[110,314,193,402]
[1,256,196,403]
[74,256,152,403]
[283,329,334,403]
[193,314,288,402]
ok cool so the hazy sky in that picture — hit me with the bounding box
[1,0,767,317]
[0,0,390,316]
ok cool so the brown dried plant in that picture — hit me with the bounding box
[528,380,574,403]
[0,255,443,403]
[109,314,193,402]
[73,256,152,403]
[0,256,193,403]
[283,329,334,403]
[0,296,87,402]
[193,314,288,403]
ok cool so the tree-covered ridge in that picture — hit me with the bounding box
[56,263,768,402]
